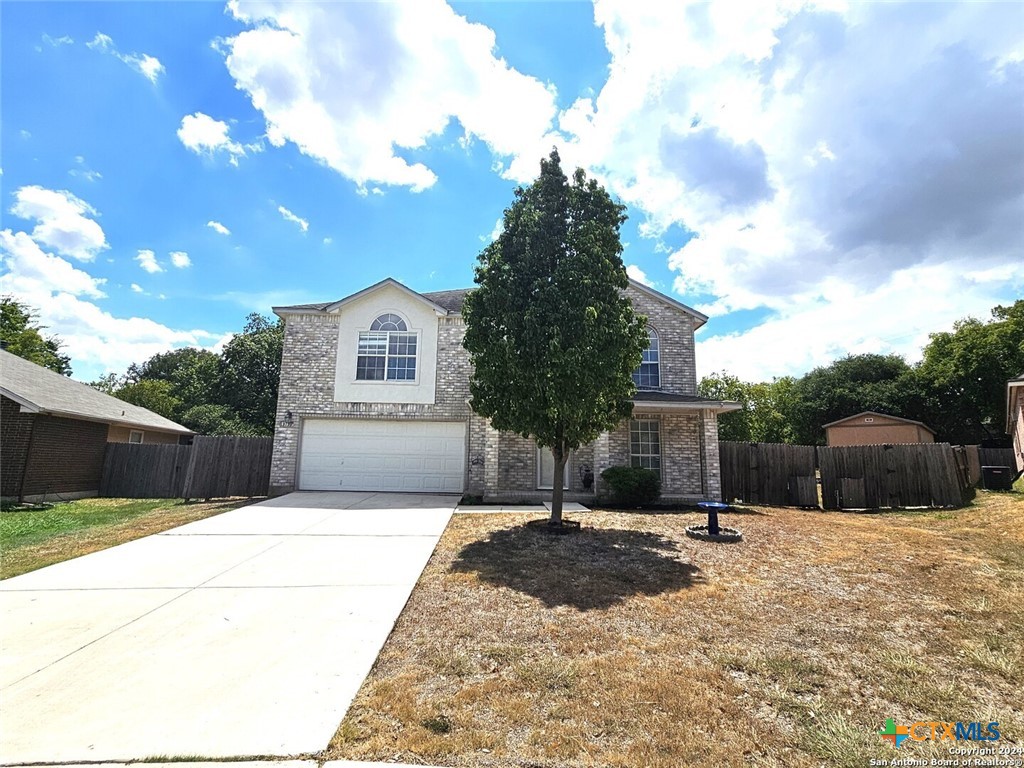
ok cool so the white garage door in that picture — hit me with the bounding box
[298,419,466,492]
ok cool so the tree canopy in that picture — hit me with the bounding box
[463,149,648,524]
[89,313,284,436]
[0,297,71,375]
[700,299,1024,445]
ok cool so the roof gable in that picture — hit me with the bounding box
[823,410,935,434]
[626,279,709,329]
[274,278,449,317]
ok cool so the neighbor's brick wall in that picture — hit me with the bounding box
[1,395,36,499]
[21,415,108,499]
[271,313,473,493]
[107,425,183,444]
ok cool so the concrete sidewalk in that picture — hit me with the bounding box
[0,492,457,764]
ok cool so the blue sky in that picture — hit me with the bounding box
[2,1,1022,384]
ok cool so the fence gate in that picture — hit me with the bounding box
[818,443,963,510]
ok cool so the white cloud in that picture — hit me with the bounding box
[169,251,191,268]
[626,264,654,286]
[42,34,74,47]
[207,220,231,235]
[69,156,102,182]
[322,237,332,245]
[277,205,309,232]
[1,201,220,383]
[560,1,1024,379]
[130,283,145,294]
[135,249,163,274]
[0,229,106,300]
[86,32,164,83]
[9,185,108,261]
[696,260,1024,381]
[479,216,503,244]
[177,113,256,165]
[221,0,560,191]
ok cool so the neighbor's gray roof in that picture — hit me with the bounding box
[0,349,193,434]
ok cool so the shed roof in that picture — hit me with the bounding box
[0,349,193,434]
[822,410,935,434]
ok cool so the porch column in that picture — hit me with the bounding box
[484,419,500,497]
[701,409,723,501]
[593,430,611,498]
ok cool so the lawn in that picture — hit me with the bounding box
[328,490,1023,768]
[0,497,254,579]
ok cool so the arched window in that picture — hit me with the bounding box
[632,327,660,389]
[356,314,417,381]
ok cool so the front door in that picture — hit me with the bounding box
[537,446,570,490]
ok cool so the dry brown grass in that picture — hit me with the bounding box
[327,491,1024,767]
[0,498,254,578]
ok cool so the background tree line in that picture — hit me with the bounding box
[700,300,1024,445]
[0,297,283,437]
[4,294,1021,442]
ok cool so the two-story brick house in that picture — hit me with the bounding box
[269,277,739,503]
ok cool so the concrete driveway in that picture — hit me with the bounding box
[0,492,457,764]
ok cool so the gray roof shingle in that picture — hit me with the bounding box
[0,349,193,434]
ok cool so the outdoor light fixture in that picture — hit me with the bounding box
[284,411,294,426]
[471,455,484,466]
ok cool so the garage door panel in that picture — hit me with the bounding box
[298,420,465,493]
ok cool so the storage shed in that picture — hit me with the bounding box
[824,411,936,447]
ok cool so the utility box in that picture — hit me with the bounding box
[980,466,1014,491]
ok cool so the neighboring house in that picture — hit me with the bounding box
[1007,374,1024,473]
[270,277,740,503]
[0,349,193,502]
[824,411,936,447]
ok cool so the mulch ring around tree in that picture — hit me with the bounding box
[525,518,582,535]
[685,524,743,543]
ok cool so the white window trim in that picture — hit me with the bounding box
[629,418,661,477]
[633,326,661,390]
[537,445,571,490]
[354,312,420,384]
[128,430,144,444]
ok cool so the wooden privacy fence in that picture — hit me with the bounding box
[100,435,273,499]
[719,442,818,507]
[818,443,962,510]
[719,441,966,510]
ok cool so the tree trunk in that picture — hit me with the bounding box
[550,442,567,525]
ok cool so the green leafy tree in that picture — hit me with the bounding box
[699,373,797,443]
[89,373,123,394]
[113,379,181,421]
[178,403,261,436]
[216,313,284,435]
[788,354,913,444]
[699,373,754,441]
[463,149,648,525]
[0,297,71,375]
[126,347,221,421]
[915,300,1024,443]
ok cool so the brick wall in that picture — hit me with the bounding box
[271,312,473,493]
[1,395,36,499]
[21,415,108,499]
[271,284,714,499]
[627,285,697,395]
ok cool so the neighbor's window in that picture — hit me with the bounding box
[356,314,418,381]
[632,327,660,389]
[630,419,661,477]
[129,430,144,444]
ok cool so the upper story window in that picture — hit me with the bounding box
[632,327,660,389]
[356,314,418,381]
